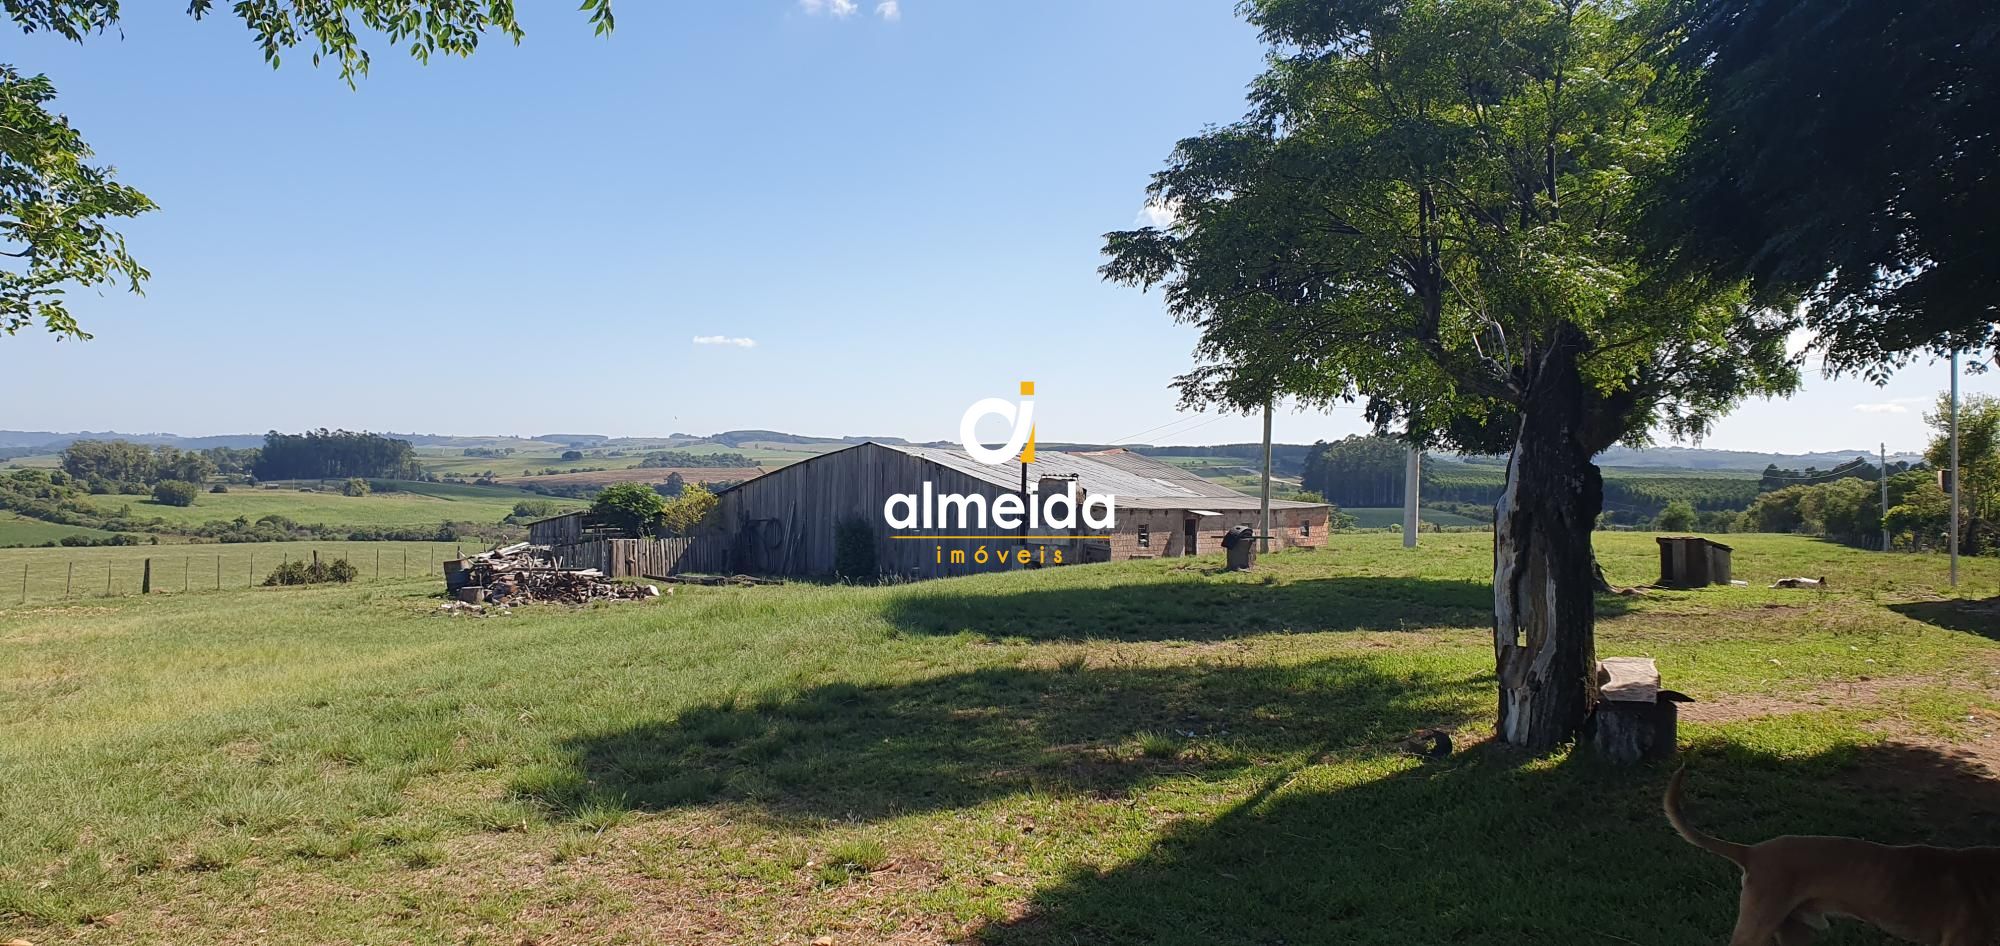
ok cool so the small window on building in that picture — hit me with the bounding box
[1137,523,1150,548]
[1302,517,1312,537]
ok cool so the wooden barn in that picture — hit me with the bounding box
[704,442,1328,580]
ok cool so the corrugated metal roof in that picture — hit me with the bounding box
[876,443,1324,509]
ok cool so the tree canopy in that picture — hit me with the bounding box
[1101,0,1799,750]
[1646,0,2000,376]
[1104,0,1796,454]
[1,0,614,340]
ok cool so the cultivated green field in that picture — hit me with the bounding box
[4,533,1998,944]
[0,512,120,547]
[99,481,581,530]
[0,540,472,602]
[1345,506,1488,528]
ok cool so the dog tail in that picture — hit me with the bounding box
[1664,766,1748,865]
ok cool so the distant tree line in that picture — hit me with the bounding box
[636,450,754,469]
[60,440,224,490]
[254,430,420,481]
[1757,457,1909,493]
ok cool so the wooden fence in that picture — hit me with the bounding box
[552,537,729,578]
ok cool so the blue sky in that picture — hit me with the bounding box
[0,0,1986,453]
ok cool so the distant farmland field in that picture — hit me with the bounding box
[495,467,765,489]
[1345,506,1488,529]
[98,481,580,530]
[0,512,120,547]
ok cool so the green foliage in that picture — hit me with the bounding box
[508,499,563,522]
[2,1,613,340]
[1327,504,1357,532]
[150,480,198,507]
[0,66,153,340]
[255,430,419,480]
[262,556,359,586]
[340,477,370,498]
[637,450,754,469]
[1302,436,1409,508]
[1655,500,1697,532]
[833,517,878,580]
[659,484,718,537]
[560,450,584,461]
[1648,0,2000,374]
[591,482,668,536]
[61,440,215,487]
[1101,0,1798,452]
[1923,393,2000,553]
[1735,478,1883,546]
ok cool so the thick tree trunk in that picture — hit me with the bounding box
[1492,325,1604,752]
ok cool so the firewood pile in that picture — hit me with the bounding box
[445,543,661,606]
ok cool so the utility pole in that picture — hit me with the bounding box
[1951,350,1961,586]
[1403,443,1421,549]
[1259,401,1273,554]
[1880,442,1890,552]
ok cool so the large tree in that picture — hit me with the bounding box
[1103,0,1797,750]
[1645,0,2000,376]
[2,1,614,340]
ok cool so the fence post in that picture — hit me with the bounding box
[216,554,222,590]
[184,556,191,592]
[20,562,27,604]
[105,562,113,597]
[142,558,152,595]
[249,554,255,587]
[65,560,73,600]
[376,548,382,578]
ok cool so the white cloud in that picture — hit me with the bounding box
[1852,396,1930,414]
[800,0,858,16]
[693,335,758,348]
[875,0,900,20]
[1135,198,1180,229]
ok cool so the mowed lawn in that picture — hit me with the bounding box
[4,533,2000,945]
[98,481,581,530]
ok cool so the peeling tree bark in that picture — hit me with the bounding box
[1492,323,1604,752]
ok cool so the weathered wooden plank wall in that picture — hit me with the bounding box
[706,443,1078,580]
[528,513,585,547]
[550,537,725,577]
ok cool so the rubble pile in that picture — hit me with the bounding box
[444,543,662,606]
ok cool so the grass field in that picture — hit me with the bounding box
[4,533,1999,944]
[492,467,765,489]
[0,512,120,547]
[97,481,581,530]
[0,540,472,602]
[1346,506,1489,528]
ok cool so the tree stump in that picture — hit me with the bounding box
[1585,657,1690,763]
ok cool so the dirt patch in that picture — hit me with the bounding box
[495,467,765,488]
[1678,676,1920,725]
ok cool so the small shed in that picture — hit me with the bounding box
[1656,536,1732,588]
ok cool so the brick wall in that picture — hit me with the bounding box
[1106,507,1328,560]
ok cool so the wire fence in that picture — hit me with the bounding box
[0,541,468,606]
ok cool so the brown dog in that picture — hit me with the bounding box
[1664,766,2000,944]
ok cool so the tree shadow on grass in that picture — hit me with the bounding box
[516,656,1490,825]
[880,575,1628,642]
[1887,595,2000,642]
[972,739,2000,946]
